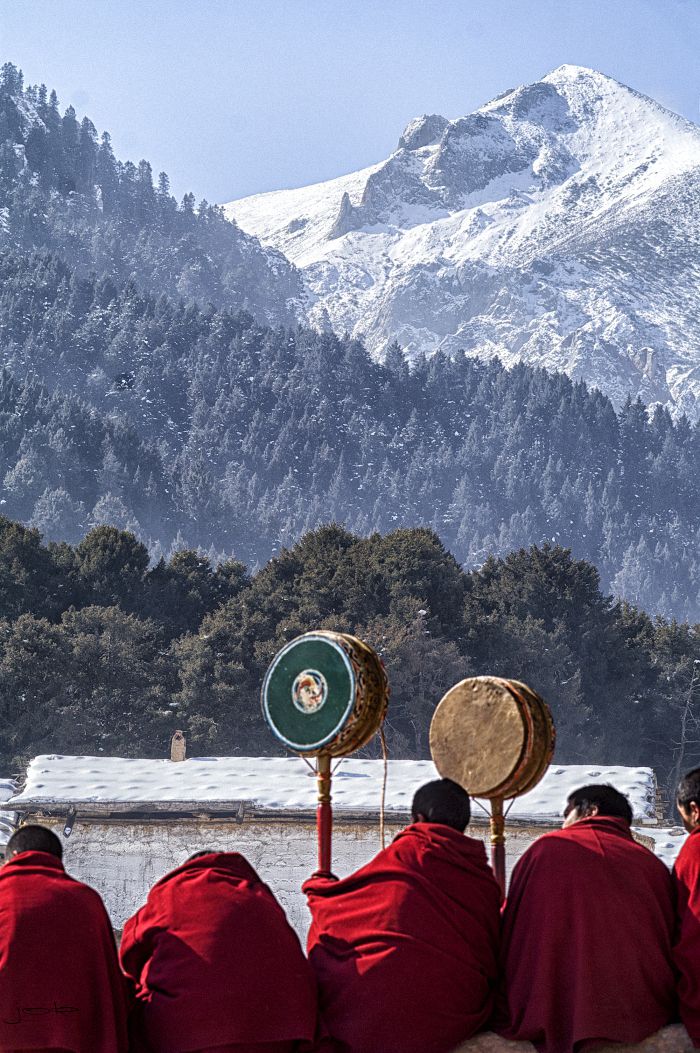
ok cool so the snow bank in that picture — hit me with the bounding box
[9,756,435,813]
[9,756,657,822]
[0,778,17,846]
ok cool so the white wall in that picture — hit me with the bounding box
[41,817,548,939]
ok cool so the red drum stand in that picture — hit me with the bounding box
[314,753,336,879]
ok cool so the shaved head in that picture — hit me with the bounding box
[411,778,471,832]
[5,825,63,861]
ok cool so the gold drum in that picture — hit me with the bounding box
[429,675,555,799]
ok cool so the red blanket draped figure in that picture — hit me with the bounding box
[674,825,700,1045]
[120,852,319,1053]
[303,822,501,1053]
[497,816,677,1053]
[0,850,129,1053]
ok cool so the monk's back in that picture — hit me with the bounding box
[120,852,318,1053]
[673,826,700,1043]
[498,817,676,1053]
[304,823,501,1053]
[0,851,128,1053]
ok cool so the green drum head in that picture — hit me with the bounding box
[262,634,356,751]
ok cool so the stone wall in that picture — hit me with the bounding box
[454,1025,693,1053]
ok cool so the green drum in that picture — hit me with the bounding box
[261,631,389,756]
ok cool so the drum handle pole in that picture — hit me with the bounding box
[490,796,506,901]
[315,753,336,879]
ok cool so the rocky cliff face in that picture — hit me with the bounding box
[224,66,700,417]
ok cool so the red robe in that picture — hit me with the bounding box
[497,816,677,1053]
[119,852,319,1053]
[0,850,129,1053]
[303,822,501,1053]
[673,825,700,1045]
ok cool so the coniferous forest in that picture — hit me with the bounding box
[0,64,302,323]
[2,60,700,800]
[1,514,700,809]
[1,266,698,625]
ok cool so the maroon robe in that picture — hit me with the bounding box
[674,825,700,1045]
[0,850,129,1053]
[303,822,501,1053]
[119,852,318,1053]
[497,816,677,1053]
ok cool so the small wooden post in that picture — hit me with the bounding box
[314,753,336,879]
[171,730,186,761]
[490,796,506,901]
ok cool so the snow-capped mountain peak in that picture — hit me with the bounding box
[224,66,700,417]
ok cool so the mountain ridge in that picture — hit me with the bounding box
[224,65,700,418]
[0,63,304,328]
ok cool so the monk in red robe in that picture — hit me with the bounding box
[673,766,700,1045]
[0,823,129,1053]
[303,778,501,1053]
[497,783,677,1053]
[120,850,319,1053]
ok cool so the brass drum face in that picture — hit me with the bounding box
[261,631,389,757]
[429,677,525,797]
[429,675,555,800]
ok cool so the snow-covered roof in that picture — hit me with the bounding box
[8,756,658,823]
[634,826,687,868]
[505,764,658,823]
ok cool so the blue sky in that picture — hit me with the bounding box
[2,0,699,203]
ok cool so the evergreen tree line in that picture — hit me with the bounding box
[1,516,698,811]
[0,62,302,324]
[0,248,698,621]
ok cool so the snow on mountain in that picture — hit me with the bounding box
[224,66,700,417]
